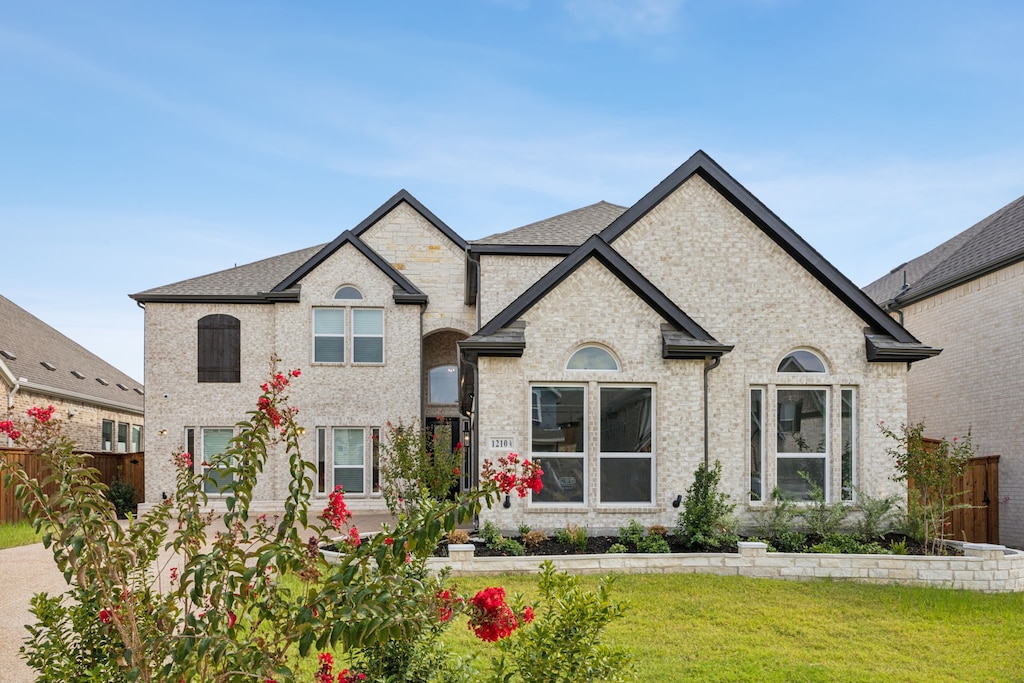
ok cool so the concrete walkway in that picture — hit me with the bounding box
[0,510,397,682]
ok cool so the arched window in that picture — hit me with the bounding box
[566,345,619,371]
[777,349,826,373]
[429,365,459,404]
[198,314,240,383]
[334,285,363,301]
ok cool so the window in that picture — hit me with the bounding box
[352,309,384,363]
[117,422,129,453]
[530,386,586,504]
[776,388,828,500]
[429,365,459,404]
[750,388,764,501]
[599,387,653,503]
[197,314,241,383]
[334,286,363,300]
[186,427,234,495]
[313,305,384,365]
[131,425,143,453]
[102,420,113,451]
[778,349,826,373]
[317,427,367,494]
[841,389,855,501]
[567,346,619,371]
[313,309,346,363]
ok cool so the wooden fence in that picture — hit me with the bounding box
[914,438,1000,544]
[0,448,145,524]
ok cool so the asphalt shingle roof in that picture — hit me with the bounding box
[0,295,144,409]
[130,244,326,300]
[865,193,1024,306]
[472,201,627,246]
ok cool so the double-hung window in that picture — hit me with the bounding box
[530,386,586,504]
[317,427,375,495]
[102,420,114,451]
[313,297,383,365]
[599,387,653,504]
[313,309,346,363]
[186,427,234,495]
[352,309,384,363]
[776,387,829,499]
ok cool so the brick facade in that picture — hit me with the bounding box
[899,261,1024,547]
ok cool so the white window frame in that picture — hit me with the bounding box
[750,387,765,502]
[186,426,235,496]
[316,427,374,496]
[529,384,587,506]
[841,387,856,502]
[597,385,655,505]
[775,386,830,502]
[312,308,346,364]
[351,308,385,365]
[566,345,620,371]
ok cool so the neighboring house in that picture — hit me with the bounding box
[0,294,145,452]
[865,193,1024,548]
[132,151,937,532]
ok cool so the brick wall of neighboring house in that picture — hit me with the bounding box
[6,387,143,453]
[477,254,562,323]
[899,260,1024,548]
[360,202,477,335]
[477,175,910,533]
[143,242,422,507]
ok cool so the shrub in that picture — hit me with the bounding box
[105,473,137,520]
[806,533,888,555]
[800,474,849,538]
[618,519,646,550]
[447,529,470,545]
[518,522,532,536]
[890,538,909,555]
[647,524,668,537]
[677,460,736,550]
[883,421,974,553]
[491,537,526,556]
[853,489,898,542]
[522,529,548,547]
[749,487,804,551]
[607,543,628,554]
[379,420,464,514]
[636,534,670,554]
[481,520,502,546]
[492,562,635,683]
[556,524,588,552]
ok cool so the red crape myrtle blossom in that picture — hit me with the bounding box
[435,588,463,623]
[27,405,56,423]
[0,419,21,441]
[467,586,533,642]
[338,669,367,682]
[481,452,544,498]
[314,652,334,683]
[322,485,353,531]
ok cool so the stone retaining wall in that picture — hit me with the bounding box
[427,542,1024,593]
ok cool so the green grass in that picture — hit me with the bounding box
[0,520,42,549]
[443,573,1024,682]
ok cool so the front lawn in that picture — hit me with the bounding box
[0,520,42,549]
[444,573,1024,682]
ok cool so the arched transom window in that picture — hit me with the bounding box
[566,345,619,371]
[777,349,826,373]
[334,285,363,301]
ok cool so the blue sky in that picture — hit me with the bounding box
[3,1,1023,383]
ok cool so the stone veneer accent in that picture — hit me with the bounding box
[899,261,1024,548]
[427,542,1024,593]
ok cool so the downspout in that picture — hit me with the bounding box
[703,356,722,467]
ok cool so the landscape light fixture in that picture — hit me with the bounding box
[672,494,683,508]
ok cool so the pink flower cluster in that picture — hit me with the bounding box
[322,485,352,531]
[27,405,55,423]
[467,586,533,642]
[481,453,544,498]
[259,369,301,394]
[0,419,21,441]
[173,451,193,470]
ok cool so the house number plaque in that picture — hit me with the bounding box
[488,437,515,451]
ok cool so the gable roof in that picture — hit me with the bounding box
[0,295,144,413]
[466,150,939,364]
[471,201,627,252]
[864,193,1024,308]
[130,190,453,305]
[462,235,733,360]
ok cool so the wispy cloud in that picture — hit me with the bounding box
[561,0,686,40]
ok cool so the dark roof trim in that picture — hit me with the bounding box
[459,323,527,360]
[865,335,942,363]
[599,150,920,345]
[128,290,302,304]
[273,231,427,304]
[350,189,468,250]
[892,250,1024,308]
[476,235,724,348]
[662,326,734,359]
[467,244,578,256]
[465,252,479,306]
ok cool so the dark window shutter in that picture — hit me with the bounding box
[198,314,241,383]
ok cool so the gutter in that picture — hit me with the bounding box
[703,356,722,467]
[13,379,144,416]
